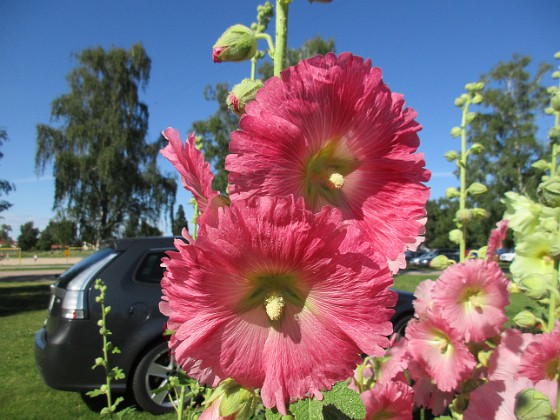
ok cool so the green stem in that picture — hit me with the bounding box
[274,0,290,77]
[192,202,199,240]
[255,32,275,59]
[177,385,186,420]
[100,294,114,416]
[459,100,470,263]
[251,57,256,80]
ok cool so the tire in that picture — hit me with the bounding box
[131,341,183,414]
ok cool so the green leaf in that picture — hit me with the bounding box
[265,408,293,420]
[85,389,102,397]
[290,398,324,420]
[514,388,553,419]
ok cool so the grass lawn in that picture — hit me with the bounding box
[0,272,538,418]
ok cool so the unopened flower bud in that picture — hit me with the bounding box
[555,51,560,60]
[537,176,560,207]
[446,187,460,199]
[455,94,468,107]
[212,24,257,63]
[450,127,462,138]
[429,255,454,270]
[471,208,488,218]
[467,182,487,196]
[545,107,555,115]
[456,208,473,223]
[445,150,459,162]
[551,93,560,112]
[532,159,550,171]
[227,78,264,116]
[552,70,560,79]
[470,143,484,154]
[465,112,477,123]
[519,275,550,300]
[549,127,560,140]
[472,93,484,104]
[513,310,537,328]
[465,82,478,92]
[449,229,463,244]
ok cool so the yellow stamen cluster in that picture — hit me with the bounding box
[264,290,285,321]
[328,172,345,189]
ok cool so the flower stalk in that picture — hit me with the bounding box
[273,0,291,77]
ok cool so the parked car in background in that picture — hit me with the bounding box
[35,236,416,414]
[409,248,460,267]
[498,248,516,262]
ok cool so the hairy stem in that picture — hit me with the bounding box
[274,0,290,77]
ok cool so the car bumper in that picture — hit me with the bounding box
[34,326,126,392]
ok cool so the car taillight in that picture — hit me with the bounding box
[61,290,87,319]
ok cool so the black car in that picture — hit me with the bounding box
[35,236,415,414]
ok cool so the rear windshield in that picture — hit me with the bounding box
[55,247,118,288]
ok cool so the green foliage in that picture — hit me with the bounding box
[17,221,40,251]
[37,218,78,250]
[0,223,13,244]
[0,128,15,213]
[514,389,553,420]
[172,204,189,235]
[266,382,365,420]
[35,44,176,244]
[463,55,551,243]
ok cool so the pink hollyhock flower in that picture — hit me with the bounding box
[464,328,557,420]
[411,376,454,416]
[161,128,229,231]
[361,381,414,420]
[160,195,396,414]
[226,52,430,272]
[405,312,476,392]
[431,259,509,342]
[486,219,509,260]
[519,322,560,382]
[412,279,435,320]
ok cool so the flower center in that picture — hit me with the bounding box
[264,290,285,321]
[460,287,484,311]
[303,141,358,210]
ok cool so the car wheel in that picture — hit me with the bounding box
[131,341,184,414]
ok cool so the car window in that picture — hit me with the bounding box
[55,247,118,288]
[135,251,170,284]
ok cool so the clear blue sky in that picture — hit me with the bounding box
[1,0,558,237]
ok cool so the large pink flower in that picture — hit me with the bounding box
[226,53,430,272]
[519,322,560,382]
[405,311,476,392]
[361,380,414,420]
[160,195,396,414]
[431,259,509,342]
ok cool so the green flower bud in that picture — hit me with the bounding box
[465,112,477,123]
[474,82,485,91]
[552,70,560,79]
[444,150,459,162]
[212,24,257,63]
[456,208,473,223]
[430,255,454,270]
[549,127,560,140]
[532,159,550,171]
[547,86,558,94]
[555,51,560,60]
[519,274,550,300]
[545,107,555,115]
[513,310,537,328]
[450,127,462,138]
[464,82,478,92]
[469,143,484,154]
[537,176,560,207]
[227,78,264,116]
[454,94,468,107]
[446,187,460,199]
[472,93,484,104]
[449,229,463,244]
[467,182,487,196]
[471,208,488,218]
[551,93,560,112]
